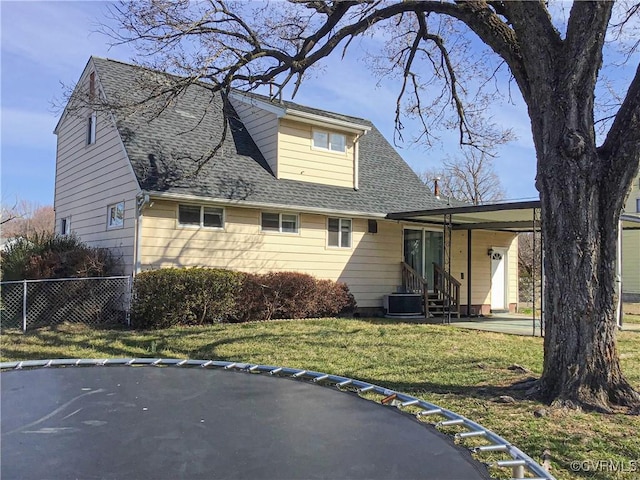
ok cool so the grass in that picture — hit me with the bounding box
[625,314,640,325]
[2,318,639,480]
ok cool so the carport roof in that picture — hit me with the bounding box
[387,200,640,232]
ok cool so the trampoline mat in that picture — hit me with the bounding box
[1,366,491,479]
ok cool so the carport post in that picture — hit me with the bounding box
[616,220,623,329]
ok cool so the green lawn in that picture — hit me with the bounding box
[2,318,639,480]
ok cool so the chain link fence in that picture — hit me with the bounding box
[1,276,131,332]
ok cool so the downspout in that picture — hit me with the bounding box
[353,132,366,190]
[134,193,150,275]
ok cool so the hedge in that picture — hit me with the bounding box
[131,268,243,329]
[131,268,356,328]
[1,234,121,281]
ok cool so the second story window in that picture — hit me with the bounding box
[61,217,70,236]
[313,130,346,153]
[637,198,640,213]
[87,111,97,145]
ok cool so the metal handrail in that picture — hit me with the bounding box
[0,358,555,480]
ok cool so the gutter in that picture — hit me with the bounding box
[142,190,389,220]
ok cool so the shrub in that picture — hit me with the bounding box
[131,268,244,329]
[234,272,356,322]
[0,233,121,281]
[313,279,357,317]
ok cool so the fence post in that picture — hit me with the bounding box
[22,280,27,333]
[126,276,132,327]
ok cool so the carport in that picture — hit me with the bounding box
[388,200,640,334]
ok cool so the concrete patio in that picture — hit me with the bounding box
[423,313,640,336]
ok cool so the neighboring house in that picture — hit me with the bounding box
[54,57,519,316]
[623,169,640,301]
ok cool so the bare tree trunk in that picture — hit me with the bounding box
[528,71,640,409]
[537,157,640,411]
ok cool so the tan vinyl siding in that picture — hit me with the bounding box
[140,201,400,308]
[467,230,518,306]
[278,119,354,188]
[622,230,640,295]
[624,170,640,214]
[229,97,279,175]
[54,68,139,275]
[623,170,639,295]
[141,202,519,310]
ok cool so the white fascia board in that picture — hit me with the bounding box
[284,109,372,134]
[53,57,95,134]
[228,91,286,117]
[145,190,388,219]
[229,91,372,134]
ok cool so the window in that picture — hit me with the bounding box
[312,130,346,153]
[87,111,97,145]
[328,218,351,248]
[107,202,125,229]
[636,198,640,213]
[261,212,298,233]
[60,217,70,235]
[178,205,224,228]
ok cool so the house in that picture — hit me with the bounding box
[622,169,640,302]
[54,57,520,316]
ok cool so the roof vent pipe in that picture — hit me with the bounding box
[433,177,441,199]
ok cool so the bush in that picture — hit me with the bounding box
[233,272,356,322]
[131,268,244,329]
[130,268,357,327]
[0,233,121,281]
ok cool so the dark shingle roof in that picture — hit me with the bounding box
[92,56,450,215]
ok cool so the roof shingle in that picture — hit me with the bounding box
[92,56,450,215]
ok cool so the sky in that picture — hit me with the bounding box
[0,1,636,209]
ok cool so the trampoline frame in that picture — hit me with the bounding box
[1,358,554,480]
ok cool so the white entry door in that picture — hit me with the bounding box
[490,247,507,311]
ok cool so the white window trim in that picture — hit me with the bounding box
[87,111,97,145]
[176,204,225,230]
[327,217,352,249]
[311,128,347,155]
[107,201,125,230]
[261,212,300,234]
[61,217,71,236]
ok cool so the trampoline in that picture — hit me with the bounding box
[1,359,553,479]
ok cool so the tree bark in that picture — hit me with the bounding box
[536,149,640,411]
[530,79,640,412]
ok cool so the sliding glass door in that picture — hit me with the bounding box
[403,229,443,286]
